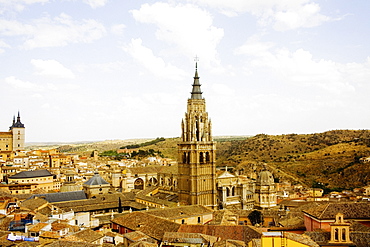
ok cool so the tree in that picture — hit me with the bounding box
[248,210,263,226]
[118,197,123,213]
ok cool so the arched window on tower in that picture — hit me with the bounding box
[183,152,187,163]
[342,228,346,241]
[195,117,200,141]
[334,228,339,241]
[206,152,210,162]
[200,152,204,163]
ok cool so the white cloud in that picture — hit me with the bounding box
[0,40,10,53]
[4,76,43,91]
[272,2,330,31]
[82,0,108,8]
[0,0,49,13]
[237,38,364,95]
[187,0,330,30]
[31,59,75,79]
[0,13,106,49]
[123,38,187,80]
[131,2,224,69]
[212,83,234,96]
[111,24,126,36]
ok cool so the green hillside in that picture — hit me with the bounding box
[217,130,370,190]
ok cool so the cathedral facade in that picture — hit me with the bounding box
[177,63,217,208]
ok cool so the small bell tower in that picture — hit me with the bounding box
[329,213,353,244]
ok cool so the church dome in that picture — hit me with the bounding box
[257,169,275,186]
[84,172,109,186]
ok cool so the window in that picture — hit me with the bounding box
[198,217,201,223]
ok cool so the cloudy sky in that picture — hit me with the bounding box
[1,0,370,142]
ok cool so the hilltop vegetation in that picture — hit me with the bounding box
[46,130,370,191]
[140,130,370,190]
[217,130,370,190]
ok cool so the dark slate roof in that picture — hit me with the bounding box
[11,113,25,128]
[190,63,203,100]
[9,169,53,179]
[28,190,87,203]
[84,172,109,186]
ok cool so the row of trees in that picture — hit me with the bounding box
[120,137,165,149]
[98,148,163,160]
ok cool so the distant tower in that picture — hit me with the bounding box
[10,112,25,151]
[254,166,277,208]
[177,62,217,208]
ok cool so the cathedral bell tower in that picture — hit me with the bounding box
[177,63,217,208]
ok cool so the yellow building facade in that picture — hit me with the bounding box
[6,170,55,194]
[248,232,319,247]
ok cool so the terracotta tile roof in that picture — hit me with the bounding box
[45,240,101,247]
[123,230,153,242]
[284,232,319,247]
[112,211,181,240]
[51,222,70,231]
[28,222,49,232]
[350,232,370,247]
[304,231,370,246]
[128,166,162,174]
[129,240,158,247]
[350,221,370,232]
[64,229,103,243]
[146,205,213,220]
[20,197,48,211]
[303,202,370,220]
[33,212,50,222]
[178,225,261,243]
[51,192,141,212]
[41,231,61,239]
[213,239,246,247]
[162,232,218,245]
[209,210,238,225]
[135,187,177,207]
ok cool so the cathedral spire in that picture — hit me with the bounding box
[190,62,203,100]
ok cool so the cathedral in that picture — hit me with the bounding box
[0,112,25,153]
[177,62,217,208]
[102,63,278,210]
